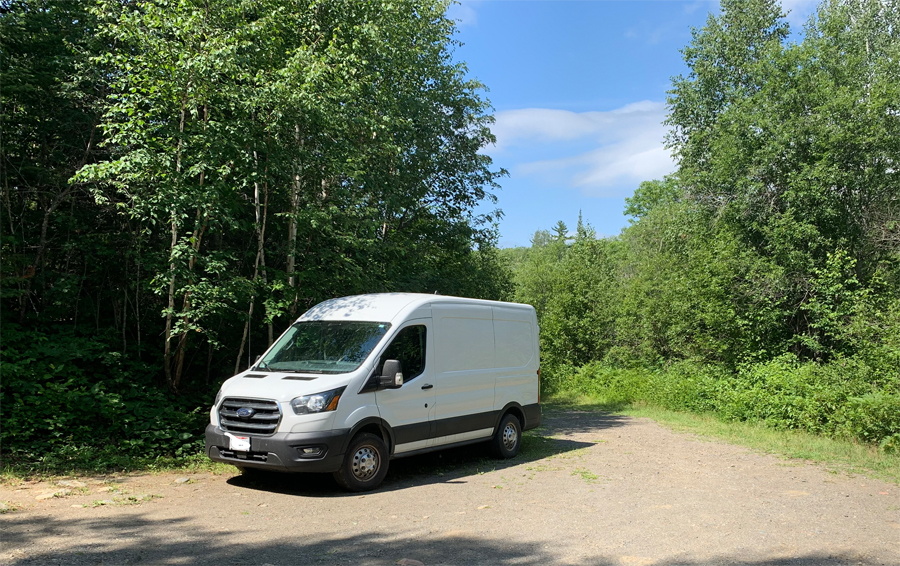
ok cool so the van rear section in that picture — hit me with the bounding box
[205,293,540,491]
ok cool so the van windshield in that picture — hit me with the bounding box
[256,321,391,374]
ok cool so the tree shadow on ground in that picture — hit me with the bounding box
[0,512,889,566]
[2,515,552,565]
[539,407,633,436]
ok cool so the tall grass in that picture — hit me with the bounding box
[546,356,900,453]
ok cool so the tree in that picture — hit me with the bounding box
[2,0,511,466]
[623,176,681,221]
[551,220,570,244]
[72,0,508,390]
[665,0,900,361]
[666,0,789,180]
[1,0,105,323]
[512,223,568,321]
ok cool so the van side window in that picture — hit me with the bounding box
[380,325,426,382]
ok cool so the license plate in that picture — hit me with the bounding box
[226,433,251,452]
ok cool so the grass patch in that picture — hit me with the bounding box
[1,451,235,483]
[571,467,600,483]
[0,501,20,514]
[547,395,900,484]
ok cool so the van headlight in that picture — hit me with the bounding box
[214,388,223,407]
[291,387,346,415]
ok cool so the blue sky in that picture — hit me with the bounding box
[448,0,819,247]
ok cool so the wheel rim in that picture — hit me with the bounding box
[502,423,518,451]
[350,445,379,481]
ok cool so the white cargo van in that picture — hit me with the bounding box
[205,293,541,491]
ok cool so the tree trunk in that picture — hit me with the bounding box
[287,124,301,317]
[170,103,209,392]
[235,299,255,376]
[163,219,178,388]
[261,174,273,346]
[164,94,189,390]
[172,213,206,391]
[236,151,270,373]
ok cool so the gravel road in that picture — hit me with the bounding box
[2,409,898,566]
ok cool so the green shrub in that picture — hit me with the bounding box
[718,356,885,435]
[646,361,727,414]
[551,354,898,448]
[1,323,209,471]
[552,362,648,407]
[836,392,900,445]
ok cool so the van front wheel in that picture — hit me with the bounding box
[491,414,521,458]
[333,433,389,492]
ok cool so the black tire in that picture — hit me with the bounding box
[491,413,522,459]
[332,433,389,492]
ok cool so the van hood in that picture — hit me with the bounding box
[219,372,355,403]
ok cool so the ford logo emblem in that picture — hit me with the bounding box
[236,407,255,418]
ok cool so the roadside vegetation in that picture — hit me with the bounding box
[507,0,899,471]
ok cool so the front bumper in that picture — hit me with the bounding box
[205,424,349,473]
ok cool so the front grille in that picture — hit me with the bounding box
[218,397,281,436]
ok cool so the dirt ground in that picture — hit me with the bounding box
[2,409,898,566]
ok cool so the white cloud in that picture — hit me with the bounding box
[493,101,663,147]
[446,0,481,27]
[570,144,673,188]
[491,102,675,197]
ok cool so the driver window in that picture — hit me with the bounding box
[379,325,426,382]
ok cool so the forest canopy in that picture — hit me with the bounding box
[506,0,899,451]
[1,0,510,467]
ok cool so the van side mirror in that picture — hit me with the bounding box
[379,359,404,389]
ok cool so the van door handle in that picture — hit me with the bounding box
[421,384,433,390]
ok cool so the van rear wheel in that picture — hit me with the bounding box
[333,433,389,492]
[491,414,522,458]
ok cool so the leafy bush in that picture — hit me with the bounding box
[645,361,728,414]
[568,363,649,406]
[718,356,866,433]
[553,355,898,449]
[1,323,209,471]
[836,393,900,445]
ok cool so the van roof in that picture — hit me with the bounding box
[298,293,532,323]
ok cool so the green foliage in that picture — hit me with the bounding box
[1,0,512,468]
[552,363,649,408]
[0,322,209,470]
[551,357,899,448]
[504,2,899,454]
[539,237,621,371]
[623,176,681,221]
[666,0,900,361]
[838,393,900,447]
[508,233,567,321]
